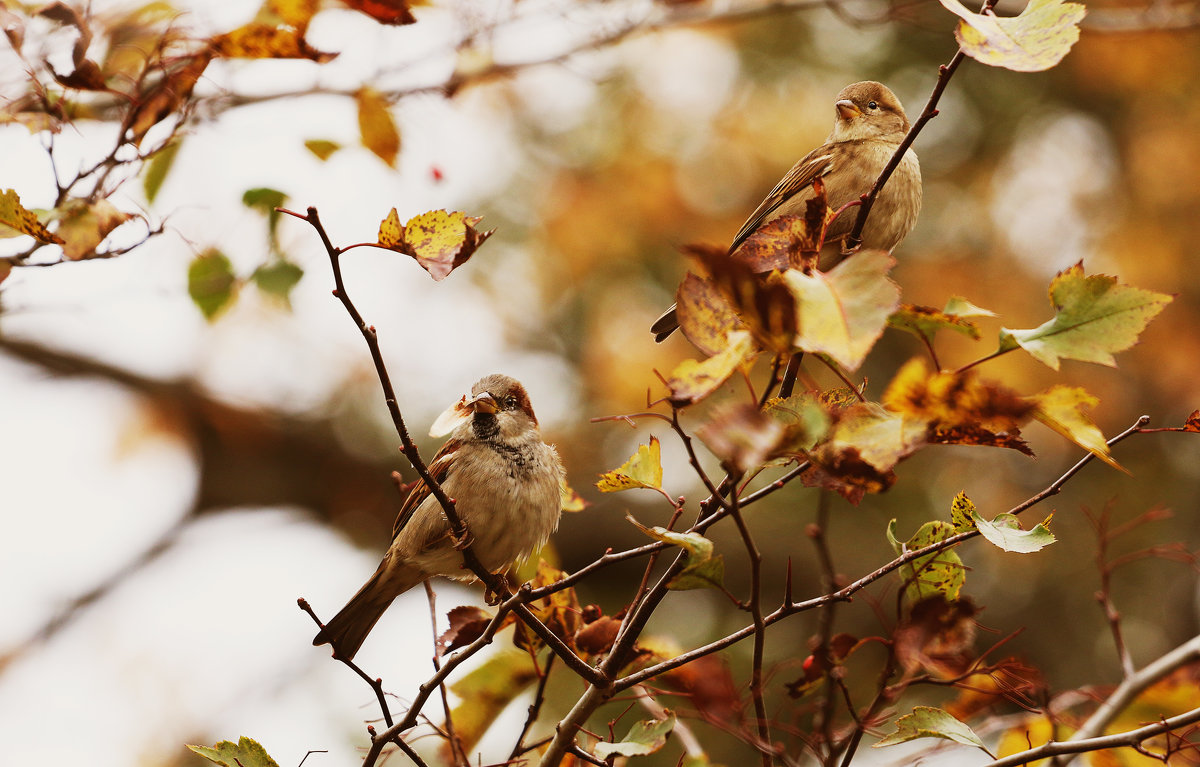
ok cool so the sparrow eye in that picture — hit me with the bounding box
[867,100,879,110]
[504,395,519,409]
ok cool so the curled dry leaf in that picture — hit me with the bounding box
[883,358,1035,455]
[1029,385,1121,470]
[339,0,417,24]
[356,86,400,166]
[893,596,979,678]
[55,198,132,260]
[437,605,493,654]
[694,400,786,474]
[0,189,63,245]
[376,208,494,281]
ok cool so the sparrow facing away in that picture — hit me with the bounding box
[313,374,564,660]
[652,80,923,342]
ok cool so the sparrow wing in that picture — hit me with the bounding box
[729,148,835,254]
[391,439,460,539]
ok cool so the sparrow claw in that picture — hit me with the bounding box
[452,528,474,551]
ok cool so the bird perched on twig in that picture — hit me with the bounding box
[313,374,564,660]
[651,80,923,342]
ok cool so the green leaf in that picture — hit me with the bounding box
[303,138,341,161]
[889,297,993,343]
[596,437,663,492]
[251,260,303,306]
[873,706,987,749]
[972,510,1056,553]
[187,736,280,767]
[594,714,676,759]
[242,187,288,247]
[783,250,900,371]
[188,249,237,320]
[999,264,1172,370]
[937,0,1086,72]
[886,520,965,605]
[143,139,182,203]
[628,515,724,590]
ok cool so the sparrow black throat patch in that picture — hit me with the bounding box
[472,412,500,440]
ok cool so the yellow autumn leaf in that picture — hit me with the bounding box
[356,86,400,167]
[55,199,131,260]
[0,189,63,245]
[596,436,663,493]
[938,0,1086,72]
[666,330,756,406]
[378,207,403,249]
[1029,385,1122,471]
[559,477,588,512]
[783,250,900,372]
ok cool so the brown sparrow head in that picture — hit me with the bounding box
[313,374,563,660]
[652,80,922,342]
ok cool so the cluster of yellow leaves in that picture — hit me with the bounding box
[653,260,1172,501]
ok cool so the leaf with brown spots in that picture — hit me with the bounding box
[675,272,743,358]
[683,243,795,354]
[375,208,494,281]
[0,189,63,245]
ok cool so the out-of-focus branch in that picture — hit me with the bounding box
[1064,634,1200,755]
[985,704,1200,767]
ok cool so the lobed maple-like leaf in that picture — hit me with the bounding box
[889,297,994,344]
[938,0,1086,72]
[972,510,1056,553]
[999,263,1172,370]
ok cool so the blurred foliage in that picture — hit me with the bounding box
[3,0,1200,766]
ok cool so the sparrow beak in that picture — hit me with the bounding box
[468,392,499,414]
[835,99,862,121]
